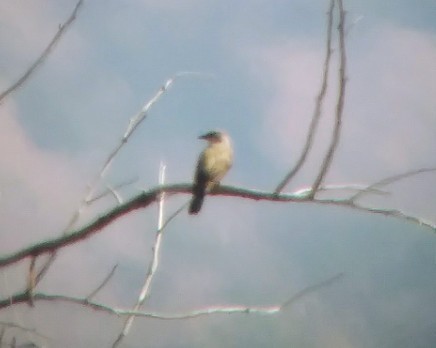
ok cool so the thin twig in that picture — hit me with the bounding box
[345,15,364,36]
[0,322,49,341]
[26,257,36,307]
[335,201,436,229]
[0,0,84,103]
[310,0,347,197]
[293,184,388,197]
[106,184,124,205]
[350,167,436,202]
[281,273,344,308]
[86,264,118,301]
[112,163,167,347]
[275,0,335,193]
[32,254,52,289]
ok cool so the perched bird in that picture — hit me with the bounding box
[189,130,233,215]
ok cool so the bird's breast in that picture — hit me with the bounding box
[201,143,233,180]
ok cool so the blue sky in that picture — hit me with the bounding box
[0,0,435,347]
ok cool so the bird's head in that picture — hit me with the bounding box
[198,130,228,144]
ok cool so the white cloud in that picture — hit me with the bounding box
[0,103,84,250]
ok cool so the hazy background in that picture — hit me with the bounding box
[0,0,435,347]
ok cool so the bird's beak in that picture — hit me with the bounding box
[198,133,209,140]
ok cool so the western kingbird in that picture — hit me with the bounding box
[189,130,233,215]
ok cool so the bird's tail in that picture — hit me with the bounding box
[189,184,205,215]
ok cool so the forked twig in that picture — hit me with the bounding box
[310,0,347,197]
[275,0,335,193]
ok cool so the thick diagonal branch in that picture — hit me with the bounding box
[1,181,434,269]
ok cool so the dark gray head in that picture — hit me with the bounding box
[198,130,229,143]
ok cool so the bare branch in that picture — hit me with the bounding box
[0,0,84,103]
[0,291,272,318]
[32,254,52,289]
[275,0,335,193]
[281,273,344,308]
[0,181,434,269]
[86,264,118,301]
[105,184,124,205]
[34,73,192,289]
[67,72,192,233]
[26,257,36,307]
[351,167,436,202]
[0,183,303,268]
[0,322,49,341]
[294,184,388,197]
[112,163,167,347]
[332,200,436,230]
[310,0,347,197]
[0,274,343,319]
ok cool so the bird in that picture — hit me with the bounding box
[189,130,233,215]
